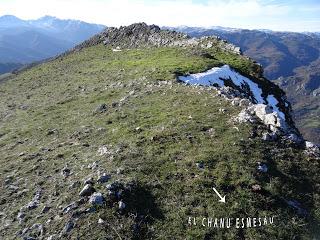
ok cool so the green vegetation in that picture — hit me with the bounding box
[0,44,319,239]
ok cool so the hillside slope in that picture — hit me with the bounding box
[0,23,319,240]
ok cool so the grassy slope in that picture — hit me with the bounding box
[0,44,319,239]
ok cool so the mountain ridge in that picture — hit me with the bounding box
[0,15,105,74]
[0,23,319,239]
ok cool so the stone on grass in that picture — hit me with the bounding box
[118,200,126,210]
[98,218,105,224]
[89,192,105,205]
[84,177,94,185]
[62,220,74,234]
[257,163,268,173]
[61,167,71,178]
[97,173,111,183]
[79,184,96,197]
[196,162,204,169]
[94,104,108,114]
[252,184,262,192]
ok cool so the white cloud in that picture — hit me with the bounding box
[0,0,318,31]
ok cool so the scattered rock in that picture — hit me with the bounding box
[251,104,287,131]
[47,129,58,135]
[116,168,124,175]
[98,218,105,224]
[79,184,96,197]
[98,146,111,156]
[218,108,226,113]
[305,141,319,153]
[17,211,26,223]
[111,101,119,108]
[62,220,74,234]
[257,163,268,173]
[97,173,111,183]
[94,103,108,114]
[61,167,71,178]
[235,109,256,123]
[21,223,44,239]
[239,99,251,107]
[88,161,99,169]
[135,127,142,132]
[89,192,105,205]
[118,200,126,210]
[196,162,204,169]
[251,184,262,192]
[62,202,78,214]
[41,206,50,214]
[27,188,42,210]
[84,177,95,185]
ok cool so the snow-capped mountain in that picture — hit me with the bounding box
[0,15,105,73]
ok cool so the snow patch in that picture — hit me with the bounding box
[178,65,286,120]
[266,95,285,120]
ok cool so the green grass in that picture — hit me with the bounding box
[0,44,319,239]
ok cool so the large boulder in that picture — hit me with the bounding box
[249,104,288,131]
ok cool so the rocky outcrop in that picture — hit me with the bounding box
[68,23,242,55]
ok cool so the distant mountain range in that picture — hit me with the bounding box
[0,15,105,73]
[167,26,320,144]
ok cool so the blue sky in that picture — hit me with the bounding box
[1,0,320,32]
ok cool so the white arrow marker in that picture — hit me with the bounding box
[212,187,226,203]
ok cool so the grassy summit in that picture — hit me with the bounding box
[0,24,319,239]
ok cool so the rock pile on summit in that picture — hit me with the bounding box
[70,23,241,55]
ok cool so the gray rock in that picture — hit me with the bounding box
[62,202,78,214]
[84,177,94,185]
[94,103,108,114]
[250,104,287,131]
[231,98,241,106]
[116,168,124,175]
[305,141,319,151]
[235,109,255,123]
[27,200,38,210]
[257,163,268,173]
[79,184,95,197]
[239,99,251,107]
[21,223,44,239]
[41,206,50,214]
[196,162,204,169]
[61,167,71,178]
[17,211,26,223]
[62,220,74,234]
[118,200,126,210]
[98,218,105,224]
[89,192,105,205]
[97,173,111,183]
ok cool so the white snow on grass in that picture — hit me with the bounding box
[178,65,286,119]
